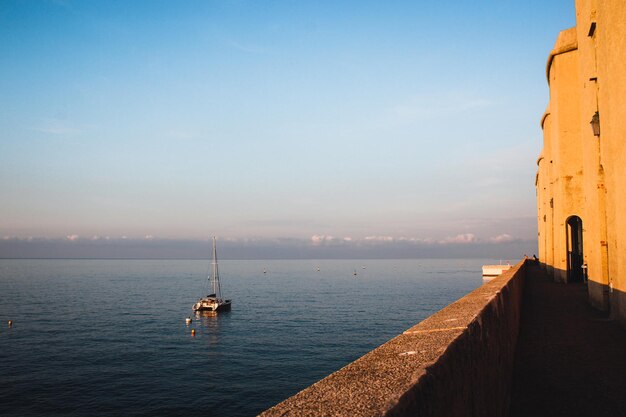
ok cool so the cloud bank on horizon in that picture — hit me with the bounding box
[0,1,574,257]
[0,233,536,260]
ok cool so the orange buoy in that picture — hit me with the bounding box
[191,329,196,336]
[8,320,12,327]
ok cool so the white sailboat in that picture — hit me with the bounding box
[193,237,232,312]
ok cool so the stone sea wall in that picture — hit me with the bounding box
[261,260,526,417]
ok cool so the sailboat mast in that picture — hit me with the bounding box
[212,236,221,299]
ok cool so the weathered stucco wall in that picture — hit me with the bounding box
[261,261,526,417]
[537,113,554,277]
[573,0,610,311]
[594,0,626,324]
[540,27,583,284]
[538,0,626,321]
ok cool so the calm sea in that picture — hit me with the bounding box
[0,258,492,416]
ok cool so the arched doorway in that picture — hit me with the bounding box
[566,216,584,282]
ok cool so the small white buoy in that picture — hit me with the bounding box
[185,317,192,325]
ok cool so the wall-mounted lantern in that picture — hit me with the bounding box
[590,111,600,136]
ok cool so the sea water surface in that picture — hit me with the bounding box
[0,258,493,416]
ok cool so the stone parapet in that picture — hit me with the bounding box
[260,260,526,417]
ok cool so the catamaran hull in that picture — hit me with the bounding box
[215,301,231,312]
[193,300,232,312]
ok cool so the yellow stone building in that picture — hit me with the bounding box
[537,0,626,324]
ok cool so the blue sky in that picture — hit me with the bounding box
[0,1,575,256]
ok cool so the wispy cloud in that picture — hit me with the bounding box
[0,235,535,259]
[311,234,482,246]
[364,235,394,242]
[311,235,339,246]
[488,234,518,243]
[439,233,477,245]
[397,236,436,244]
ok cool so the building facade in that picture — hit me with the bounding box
[537,0,626,324]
